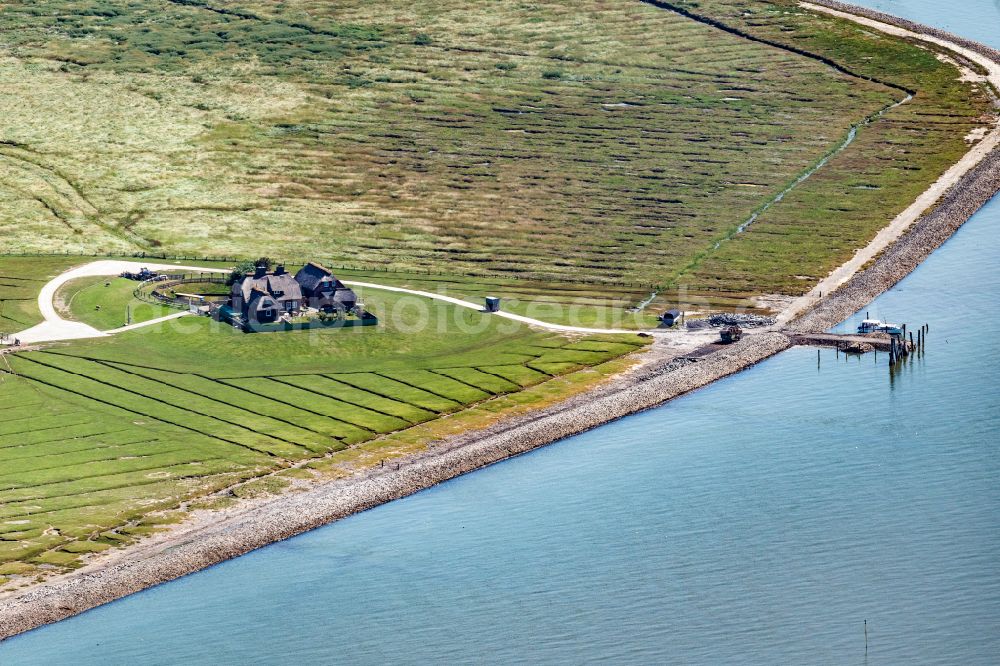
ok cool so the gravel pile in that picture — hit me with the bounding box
[686,313,776,330]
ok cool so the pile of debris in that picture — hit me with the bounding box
[685,313,776,330]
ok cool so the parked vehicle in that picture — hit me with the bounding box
[720,325,742,344]
[120,267,159,281]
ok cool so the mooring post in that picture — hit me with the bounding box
[865,619,869,654]
[910,332,914,352]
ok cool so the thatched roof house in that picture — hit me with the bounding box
[294,262,357,312]
[231,265,302,323]
[230,262,356,324]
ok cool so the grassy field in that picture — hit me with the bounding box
[339,268,669,328]
[56,277,174,330]
[0,275,650,587]
[0,0,989,303]
[673,0,996,295]
[0,256,235,335]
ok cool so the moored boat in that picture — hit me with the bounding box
[858,319,902,336]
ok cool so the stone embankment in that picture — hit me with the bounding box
[0,332,790,641]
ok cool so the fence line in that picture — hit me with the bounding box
[133,274,228,310]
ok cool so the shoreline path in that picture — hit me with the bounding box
[777,1,1000,325]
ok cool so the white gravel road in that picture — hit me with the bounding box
[8,260,688,344]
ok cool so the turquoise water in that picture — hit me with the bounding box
[3,3,999,664]
[862,0,1000,47]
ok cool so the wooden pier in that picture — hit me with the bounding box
[785,332,912,353]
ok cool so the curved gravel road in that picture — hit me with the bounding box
[8,260,682,345]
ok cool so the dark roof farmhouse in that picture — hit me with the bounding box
[230,263,357,324]
[294,263,358,313]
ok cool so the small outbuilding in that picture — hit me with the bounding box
[485,296,501,313]
[660,309,682,327]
